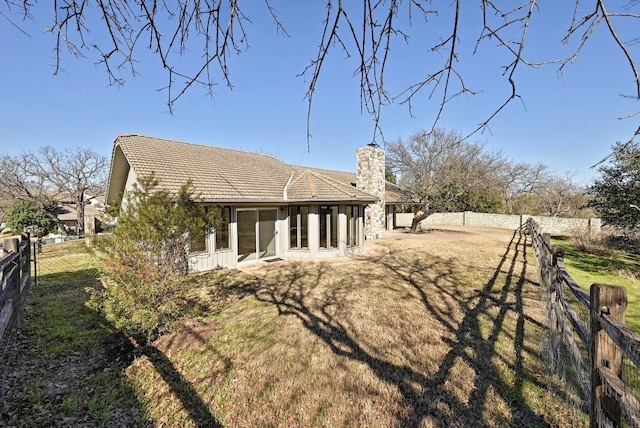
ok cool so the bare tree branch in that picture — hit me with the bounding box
[2,0,638,148]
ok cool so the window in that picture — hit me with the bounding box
[215,206,231,251]
[190,229,207,253]
[289,206,309,249]
[190,205,209,253]
[346,205,360,247]
[319,205,338,249]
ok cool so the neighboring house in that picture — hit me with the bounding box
[106,134,406,270]
[54,192,106,235]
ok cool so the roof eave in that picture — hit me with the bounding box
[199,198,377,204]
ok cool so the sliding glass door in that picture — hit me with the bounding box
[237,209,277,262]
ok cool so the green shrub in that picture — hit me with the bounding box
[5,200,55,232]
[90,176,217,342]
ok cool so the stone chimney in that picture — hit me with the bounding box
[356,144,386,239]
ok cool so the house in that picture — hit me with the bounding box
[106,134,405,270]
[53,192,106,235]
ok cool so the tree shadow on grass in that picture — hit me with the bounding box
[34,268,102,286]
[1,277,226,428]
[0,283,146,427]
[139,344,224,428]
[253,229,554,427]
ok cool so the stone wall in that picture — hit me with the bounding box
[356,145,386,239]
[395,211,601,236]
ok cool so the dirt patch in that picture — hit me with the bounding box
[154,319,219,356]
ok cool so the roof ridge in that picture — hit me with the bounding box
[309,170,351,185]
[287,169,308,188]
[314,173,364,198]
[305,171,318,198]
[117,134,286,163]
[290,169,377,199]
[291,165,354,175]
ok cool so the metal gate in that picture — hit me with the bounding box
[31,239,101,287]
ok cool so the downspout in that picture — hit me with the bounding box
[283,172,294,200]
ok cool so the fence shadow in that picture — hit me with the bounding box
[252,229,550,426]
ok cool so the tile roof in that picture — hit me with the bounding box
[56,203,101,221]
[113,134,292,200]
[286,169,377,201]
[307,167,409,204]
[108,134,406,204]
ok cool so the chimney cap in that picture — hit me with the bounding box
[367,142,379,148]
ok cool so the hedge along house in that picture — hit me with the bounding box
[106,135,405,271]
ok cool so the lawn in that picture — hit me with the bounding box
[551,236,640,332]
[2,227,590,427]
[0,240,146,427]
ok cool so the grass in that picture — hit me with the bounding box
[551,236,640,332]
[34,239,102,286]
[128,227,586,427]
[1,240,147,427]
[2,228,591,427]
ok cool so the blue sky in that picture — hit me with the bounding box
[1,1,638,185]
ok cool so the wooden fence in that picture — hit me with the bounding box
[527,218,640,427]
[0,235,31,342]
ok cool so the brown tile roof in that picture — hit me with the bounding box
[108,134,404,204]
[384,182,410,204]
[286,169,376,201]
[114,134,292,201]
[305,167,409,204]
[56,203,102,221]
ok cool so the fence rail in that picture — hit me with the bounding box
[0,235,31,342]
[527,217,640,427]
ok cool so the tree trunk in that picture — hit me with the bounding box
[76,193,85,236]
[410,205,430,233]
[44,207,68,235]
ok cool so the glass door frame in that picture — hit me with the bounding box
[236,208,279,263]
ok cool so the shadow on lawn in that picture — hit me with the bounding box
[34,268,102,287]
[253,229,551,427]
[2,279,225,428]
[139,344,224,428]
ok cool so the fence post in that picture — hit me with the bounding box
[590,283,626,428]
[3,238,20,295]
[32,241,37,288]
[548,245,565,333]
[3,238,19,254]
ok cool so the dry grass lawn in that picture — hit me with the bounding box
[126,226,587,427]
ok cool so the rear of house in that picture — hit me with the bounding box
[106,135,406,271]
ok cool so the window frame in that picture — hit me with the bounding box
[346,205,361,247]
[214,206,231,251]
[289,205,309,250]
[319,205,338,249]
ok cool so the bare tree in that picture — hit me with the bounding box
[500,162,549,215]
[35,146,108,235]
[534,174,588,217]
[0,147,108,234]
[387,128,508,232]
[0,152,66,232]
[0,197,12,224]
[2,1,639,146]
